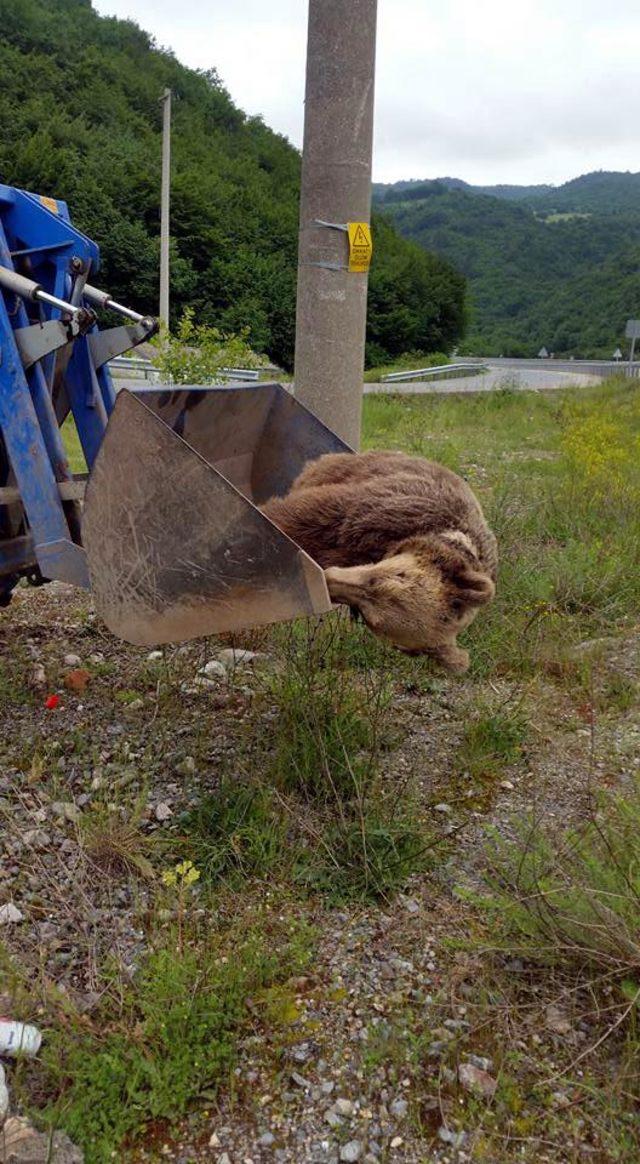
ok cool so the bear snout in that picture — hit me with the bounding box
[324,564,370,606]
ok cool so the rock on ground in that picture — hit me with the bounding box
[0,1117,83,1163]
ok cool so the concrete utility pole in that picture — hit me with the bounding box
[159,88,172,330]
[294,0,378,449]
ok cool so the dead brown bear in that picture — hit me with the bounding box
[262,451,498,673]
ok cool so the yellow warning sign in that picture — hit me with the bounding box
[39,196,59,215]
[347,222,373,273]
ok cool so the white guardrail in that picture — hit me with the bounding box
[380,362,488,383]
[109,356,278,383]
[109,356,159,380]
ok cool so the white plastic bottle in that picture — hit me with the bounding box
[0,1021,41,1059]
[0,1063,8,1121]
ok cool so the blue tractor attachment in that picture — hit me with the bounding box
[0,186,349,644]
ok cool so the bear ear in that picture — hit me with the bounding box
[444,556,495,608]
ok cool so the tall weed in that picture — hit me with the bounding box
[479,782,640,986]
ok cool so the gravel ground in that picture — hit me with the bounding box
[0,584,638,1163]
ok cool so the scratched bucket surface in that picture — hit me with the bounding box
[82,384,350,646]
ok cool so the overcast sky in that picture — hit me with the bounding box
[94,0,640,186]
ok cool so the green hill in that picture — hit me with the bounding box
[0,0,465,369]
[374,173,640,356]
[373,177,555,203]
[525,171,640,216]
[375,171,640,214]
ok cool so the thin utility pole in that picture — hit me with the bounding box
[159,87,172,330]
[294,0,378,449]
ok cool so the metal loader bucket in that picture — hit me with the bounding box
[82,383,351,646]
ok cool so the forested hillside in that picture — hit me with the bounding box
[375,173,640,356]
[0,0,465,369]
[375,171,640,214]
[373,178,555,203]
[527,171,640,216]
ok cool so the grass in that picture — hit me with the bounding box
[438,781,640,1159]
[0,654,33,707]
[79,800,156,880]
[184,615,432,901]
[599,673,637,713]
[61,417,86,474]
[458,707,528,781]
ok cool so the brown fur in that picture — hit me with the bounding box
[262,451,498,672]
[291,450,434,492]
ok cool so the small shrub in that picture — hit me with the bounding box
[264,621,430,899]
[154,308,268,384]
[268,668,374,801]
[483,378,518,402]
[302,803,433,900]
[185,616,432,901]
[263,618,391,803]
[599,673,637,713]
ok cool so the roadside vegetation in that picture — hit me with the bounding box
[1,377,639,1161]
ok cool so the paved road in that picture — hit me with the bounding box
[457,356,635,378]
[364,366,601,395]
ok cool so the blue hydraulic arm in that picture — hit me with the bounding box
[0,185,157,603]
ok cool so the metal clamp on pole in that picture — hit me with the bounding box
[314,219,349,233]
[309,221,350,271]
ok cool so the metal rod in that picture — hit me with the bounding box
[83,284,145,323]
[0,264,81,315]
[95,297,143,323]
[37,288,82,314]
[159,87,172,330]
[293,0,378,449]
[2,270,151,328]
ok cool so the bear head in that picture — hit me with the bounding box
[323,533,495,673]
